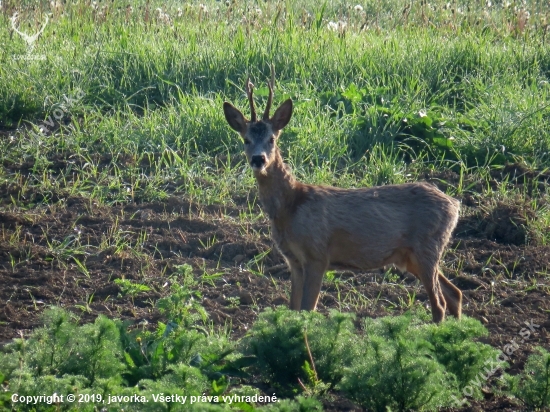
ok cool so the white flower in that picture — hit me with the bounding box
[50,0,62,9]
[354,5,363,12]
[156,7,171,24]
[199,3,208,12]
[486,0,491,7]
[327,20,347,32]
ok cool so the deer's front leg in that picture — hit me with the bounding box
[288,258,304,310]
[301,260,328,311]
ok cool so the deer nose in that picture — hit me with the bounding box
[250,155,266,168]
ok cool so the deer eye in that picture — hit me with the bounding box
[269,137,275,144]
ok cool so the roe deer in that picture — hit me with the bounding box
[223,69,462,323]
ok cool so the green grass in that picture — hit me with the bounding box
[1,0,550,212]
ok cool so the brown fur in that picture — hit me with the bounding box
[223,80,462,323]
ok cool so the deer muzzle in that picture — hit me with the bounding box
[250,154,266,170]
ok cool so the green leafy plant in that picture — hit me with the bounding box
[0,308,125,401]
[0,307,252,411]
[259,396,323,411]
[0,372,12,408]
[115,278,151,297]
[503,347,550,409]
[242,307,358,394]
[421,316,505,398]
[114,278,151,309]
[339,313,459,412]
[157,264,208,327]
[298,331,330,397]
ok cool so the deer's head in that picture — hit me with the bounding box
[223,68,292,175]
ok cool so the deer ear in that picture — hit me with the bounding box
[223,102,248,134]
[270,99,293,132]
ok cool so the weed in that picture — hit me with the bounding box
[115,279,151,298]
[502,347,550,409]
[157,264,208,327]
[422,316,505,396]
[242,307,357,394]
[246,249,271,277]
[337,310,504,411]
[259,396,323,411]
[339,313,457,411]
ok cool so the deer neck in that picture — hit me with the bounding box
[254,151,298,221]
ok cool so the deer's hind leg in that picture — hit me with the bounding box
[439,272,462,319]
[406,253,446,323]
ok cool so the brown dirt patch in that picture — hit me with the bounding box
[0,184,549,411]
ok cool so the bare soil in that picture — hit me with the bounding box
[0,166,549,411]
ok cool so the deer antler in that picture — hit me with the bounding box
[246,77,257,122]
[263,64,275,120]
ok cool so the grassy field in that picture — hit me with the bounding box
[1,0,550,410]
